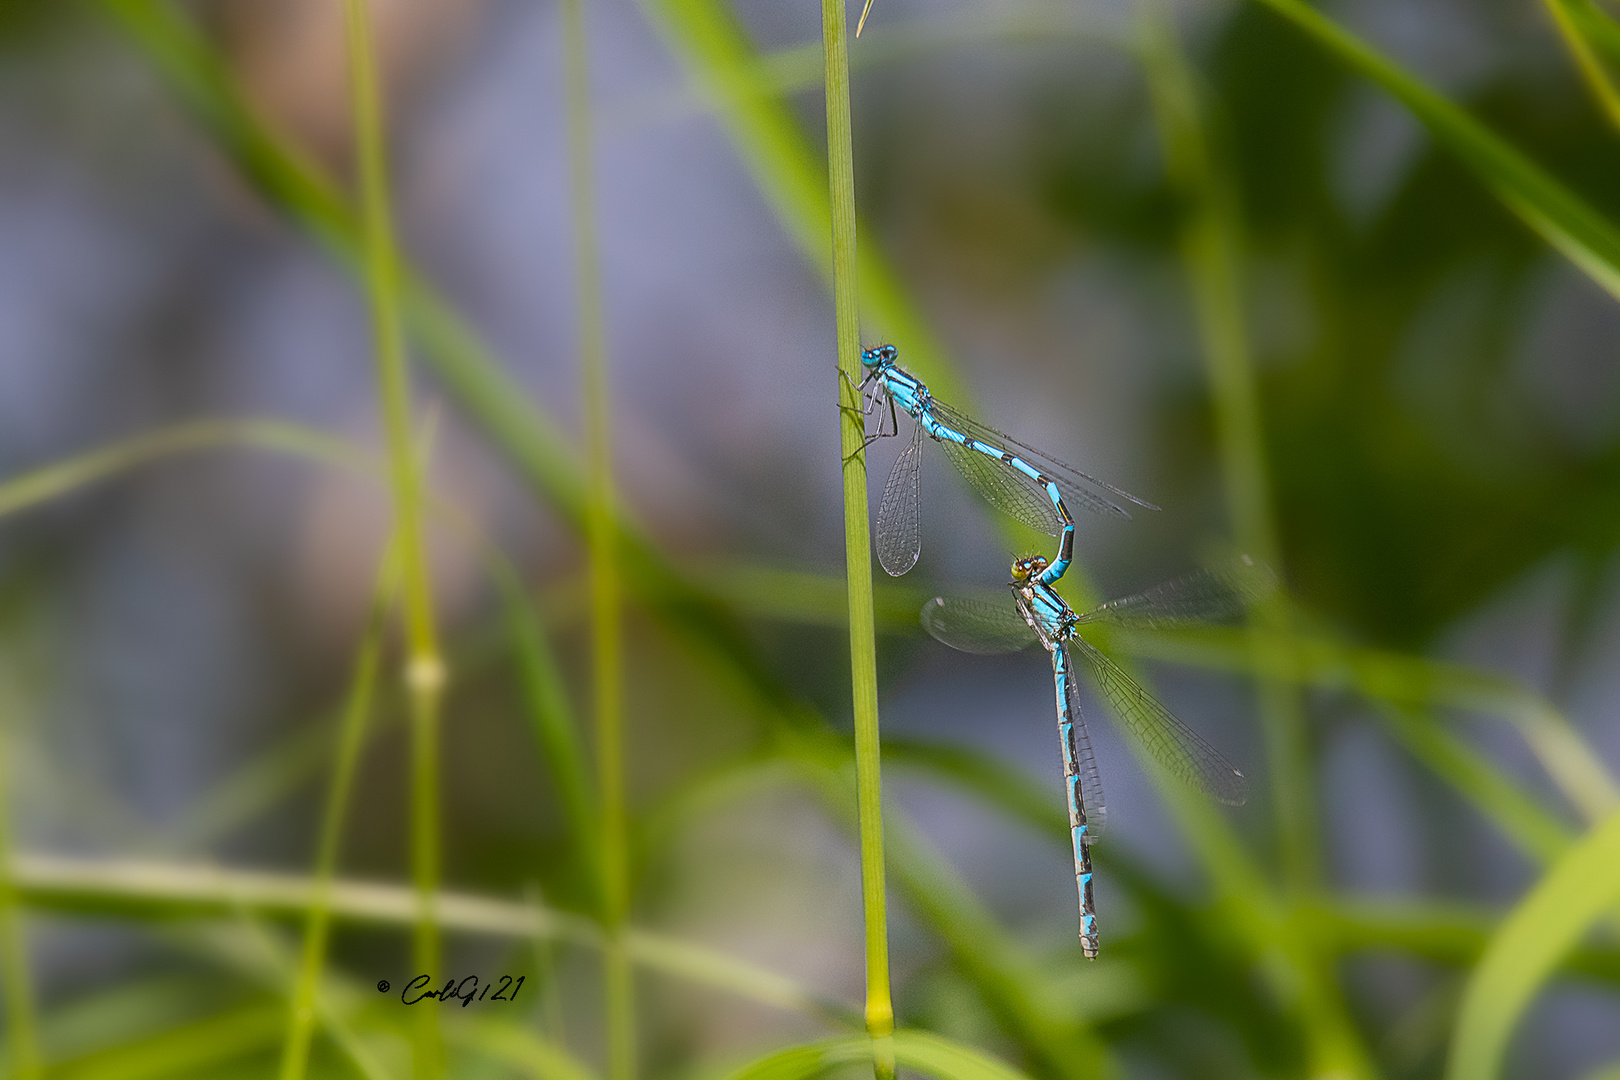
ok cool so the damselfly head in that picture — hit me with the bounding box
[861,344,899,369]
[1010,554,1048,582]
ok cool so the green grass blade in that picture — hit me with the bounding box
[0,702,42,1080]
[724,1038,869,1080]
[558,0,634,1072]
[1114,624,1620,823]
[49,1002,286,1080]
[635,0,965,402]
[334,13,447,1076]
[334,6,450,1075]
[1250,0,1620,301]
[723,1030,1036,1080]
[9,855,855,1023]
[1310,897,1620,982]
[881,813,1112,1080]
[1377,703,1575,864]
[280,545,400,1080]
[1137,0,1317,907]
[1566,0,1620,72]
[1540,0,1620,129]
[486,556,601,904]
[451,1019,598,1080]
[819,0,895,1067]
[1446,809,1620,1080]
[0,419,375,522]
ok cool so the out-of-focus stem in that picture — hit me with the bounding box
[560,0,633,1074]
[0,708,41,1080]
[279,545,398,1080]
[338,1,446,1075]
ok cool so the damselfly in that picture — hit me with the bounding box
[921,555,1274,956]
[857,344,1158,580]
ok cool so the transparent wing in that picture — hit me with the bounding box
[875,422,924,576]
[1058,644,1108,843]
[921,596,1038,655]
[1075,556,1280,629]
[938,437,1065,537]
[1069,636,1249,805]
[930,399,1158,519]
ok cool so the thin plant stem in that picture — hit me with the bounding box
[0,706,42,1080]
[279,542,400,1080]
[1137,13,1374,1076]
[560,0,632,1074]
[820,0,894,1074]
[1541,0,1620,131]
[1136,0,1317,892]
[338,1,446,1075]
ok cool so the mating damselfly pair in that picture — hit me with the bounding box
[855,343,1273,957]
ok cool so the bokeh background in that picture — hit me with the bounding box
[2,0,1619,1077]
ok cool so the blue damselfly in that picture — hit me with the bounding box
[857,344,1158,580]
[921,555,1273,956]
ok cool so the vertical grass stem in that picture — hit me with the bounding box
[338,1,446,1074]
[279,543,399,1080]
[820,0,895,1073]
[0,707,41,1080]
[1137,1,1317,892]
[561,0,633,1074]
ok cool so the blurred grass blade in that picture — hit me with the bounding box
[1251,0,1620,301]
[452,1019,598,1080]
[1565,0,1620,71]
[558,0,634,1072]
[635,0,966,402]
[1136,0,1316,901]
[486,556,601,903]
[724,1031,1035,1080]
[1377,703,1575,864]
[1311,897,1620,982]
[0,705,41,1079]
[10,854,856,1023]
[819,0,895,1068]
[48,1002,285,1080]
[881,812,1111,1080]
[1540,0,1620,129]
[1447,809,1620,1080]
[1115,623,1619,823]
[0,419,374,522]
[280,543,399,1080]
[338,0,448,1071]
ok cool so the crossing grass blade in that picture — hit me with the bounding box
[0,705,41,1080]
[1447,809,1620,1080]
[723,1030,1035,1080]
[1249,0,1620,301]
[1538,0,1620,130]
[8,854,856,1023]
[279,546,399,1080]
[558,0,635,1072]
[634,0,966,403]
[335,1,447,1073]
[1137,0,1316,891]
